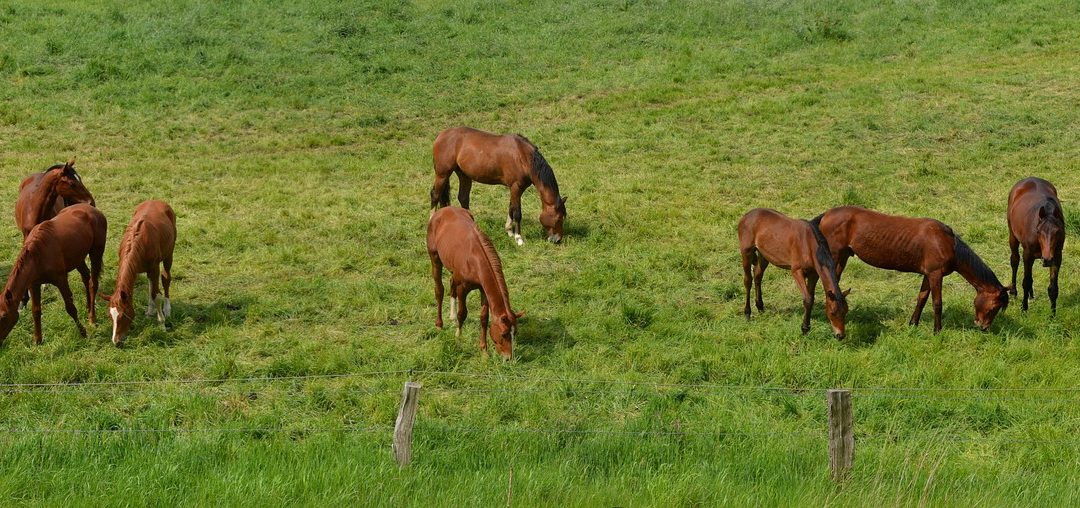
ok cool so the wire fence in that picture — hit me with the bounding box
[3,369,1080,448]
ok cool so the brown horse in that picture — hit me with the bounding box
[15,159,95,238]
[1007,177,1065,314]
[0,204,106,344]
[431,126,567,245]
[427,207,524,360]
[819,206,1008,333]
[99,200,176,346]
[738,208,849,339]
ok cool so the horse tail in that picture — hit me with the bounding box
[808,214,844,304]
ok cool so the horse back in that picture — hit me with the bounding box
[738,208,815,270]
[32,204,106,272]
[433,126,532,186]
[124,200,177,267]
[428,207,494,283]
[822,206,954,273]
[14,173,61,236]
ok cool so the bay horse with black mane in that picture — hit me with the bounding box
[738,208,849,339]
[1007,177,1065,314]
[99,200,176,346]
[428,207,524,360]
[818,206,1009,333]
[431,126,567,245]
[0,204,106,345]
[15,158,95,238]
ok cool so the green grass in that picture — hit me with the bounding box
[2,0,1080,504]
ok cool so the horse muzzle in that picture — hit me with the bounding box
[547,234,562,244]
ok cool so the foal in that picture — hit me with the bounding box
[99,200,176,346]
[431,126,567,245]
[1007,177,1065,313]
[15,159,95,238]
[0,204,106,344]
[427,207,524,360]
[819,206,1008,333]
[738,208,848,339]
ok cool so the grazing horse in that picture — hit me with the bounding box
[15,159,95,238]
[0,204,106,345]
[431,126,567,245]
[1007,177,1065,314]
[99,200,176,346]
[819,206,1008,333]
[427,207,524,360]
[738,208,849,339]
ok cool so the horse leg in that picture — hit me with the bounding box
[456,175,473,209]
[753,258,768,311]
[1048,261,1060,315]
[75,261,93,326]
[430,252,444,329]
[909,276,931,326]
[478,291,490,357]
[1021,252,1036,311]
[148,265,164,325]
[430,168,453,216]
[741,247,755,319]
[454,284,468,339]
[929,273,943,334]
[161,257,172,318]
[834,250,851,281]
[30,284,43,345]
[54,277,87,339]
[1007,234,1020,295]
[508,186,524,246]
[792,269,815,335]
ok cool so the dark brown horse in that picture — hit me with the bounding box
[738,208,849,339]
[1007,177,1065,314]
[431,126,567,245]
[99,200,177,346]
[15,159,95,238]
[819,206,1008,333]
[0,204,107,344]
[427,207,524,360]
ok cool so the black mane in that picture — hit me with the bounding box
[953,236,1004,288]
[808,214,845,304]
[518,135,560,196]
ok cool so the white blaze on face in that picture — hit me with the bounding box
[109,307,120,344]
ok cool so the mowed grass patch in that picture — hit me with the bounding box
[1,0,1080,503]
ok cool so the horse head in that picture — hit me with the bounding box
[490,310,525,360]
[974,287,1009,331]
[1036,203,1064,266]
[51,159,95,207]
[0,289,20,342]
[539,196,567,244]
[99,290,133,346]
[824,288,851,340]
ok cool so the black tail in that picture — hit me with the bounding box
[808,214,845,304]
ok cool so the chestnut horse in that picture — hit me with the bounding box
[819,206,1008,333]
[738,208,849,339]
[431,126,567,245]
[427,207,524,360]
[99,200,176,346]
[0,204,106,344]
[15,159,95,238]
[1007,177,1065,314]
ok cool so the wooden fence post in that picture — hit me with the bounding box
[827,389,853,482]
[393,381,421,467]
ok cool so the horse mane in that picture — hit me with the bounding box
[5,223,52,297]
[953,236,1004,288]
[518,135,560,197]
[116,220,150,287]
[474,228,511,311]
[45,163,66,171]
[808,214,845,304]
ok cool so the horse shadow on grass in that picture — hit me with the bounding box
[517,316,575,362]
[118,295,253,347]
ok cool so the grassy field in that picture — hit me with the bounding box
[2,0,1080,504]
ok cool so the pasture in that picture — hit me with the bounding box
[2,0,1080,504]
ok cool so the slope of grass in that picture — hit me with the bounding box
[2,0,1080,504]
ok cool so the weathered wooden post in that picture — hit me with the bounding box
[393,381,421,467]
[827,389,853,482]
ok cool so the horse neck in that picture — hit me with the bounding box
[114,237,145,295]
[473,236,513,317]
[2,250,39,305]
[530,177,560,208]
[954,248,1002,293]
[29,173,61,224]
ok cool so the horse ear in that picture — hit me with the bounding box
[65,158,76,169]
[119,290,129,302]
[560,196,568,205]
[1039,205,1047,219]
[514,310,526,320]
[2,289,12,303]
[98,292,112,302]
[842,288,852,297]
